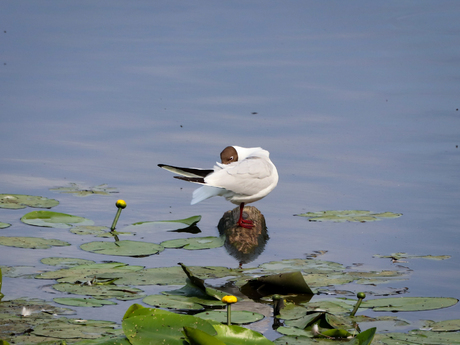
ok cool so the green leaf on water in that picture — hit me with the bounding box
[122,307,217,345]
[124,215,202,233]
[50,183,118,197]
[196,310,264,324]
[0,236,70,249]
[294,210,402,222]
[53,297,117,307]
[32,318,119,339]
[143,294,223,311]
[53,282,144,300]
[212,324,274,344]
[70,225,110,236]
[0,194,59,209]
[21,210,94,228]
[374,252,451,261]
[161,236,224,250]
[36,262,143,283]
[421,319,460,332]
[40,257,96,267]
[362,296,458,312]
[80,240,164,257]
[0,222,11,229]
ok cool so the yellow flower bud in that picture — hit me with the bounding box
[221,295,238,304]
[116,200,127,209]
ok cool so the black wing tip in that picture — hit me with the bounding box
[174,176,205,183]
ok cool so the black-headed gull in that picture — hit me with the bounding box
[158,146,279,228]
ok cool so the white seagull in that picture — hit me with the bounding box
[158,146,279,228]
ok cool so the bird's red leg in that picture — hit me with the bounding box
[237,203,254,229]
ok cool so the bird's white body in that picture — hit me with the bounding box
[192,146,278,205]
[160,146,278,206]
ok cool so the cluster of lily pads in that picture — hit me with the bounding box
[0,193,459,344]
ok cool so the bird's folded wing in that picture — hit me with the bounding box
[158,164,214,178]
[205,157,275,195]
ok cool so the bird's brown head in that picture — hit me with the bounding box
[220,146,238,164]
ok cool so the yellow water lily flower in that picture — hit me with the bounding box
[116,200,127,209]
[221,295,238,304]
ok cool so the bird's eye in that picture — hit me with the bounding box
[229,156,234,161]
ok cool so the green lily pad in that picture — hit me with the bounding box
[108,266,188,286]
[242,271,314,298]
[374,330,460,344]
[212,324,274,344]
[80,240,164,257]
[0,222,11,229]
[32,318,118,339]
[161,236,224,250]
[0,236,70,249]
[362,297,458,312]
[70,225,110,235]
[71,335,131,345]
[123,215,202,233]
[50,183,118,197]
[183,327,226,345]
[196,310,264,324]
[295,210,402,222]
[0,265,37,278]
[0,194,59,209]
[53,282,144,300]
[40,257,96,267]
[53,297,117,307]
[36,262,143,283]
[21,210,94,228]
[143,294,223,311]
[374,252,451,261]
[422,319,460,332]
[122,307,217,345]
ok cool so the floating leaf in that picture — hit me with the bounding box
[54,297,117,307]
[374,252,451,261]
[80,240,164,257]
[0,222,11,229]
[362,297,458,312]
[0,194,59,209]
[422,319,460,332]
[53,282,144,300]
[124,215,202,233]
[0,265,37,278]
[50,183,118,197]
[212,324,274,344]
[21,210,94,228]
[122,307,217,345]
[143,294,223,311]
[183,327,226,345]
[32,318,118,339]
[0,236,70,249]
[161,236,224,250]
[196,310,264,324]
[40,257,96,267]
[295,210,402,222]
[374,330,460,344]
[70,225,110,235]
[242,271,314,298]
[36,262,143,283]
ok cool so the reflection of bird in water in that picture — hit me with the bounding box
[218,206,269,268]
[158,146,278,229]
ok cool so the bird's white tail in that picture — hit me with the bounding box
[191,185,223,205]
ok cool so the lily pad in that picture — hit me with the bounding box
[70,225,111,236]
[53,282,144,300]
[122,307,217,345]
[40,257,96,267]
[80,240,164,257]
[36,262,143,283]
[123,215,202,233]
[362,297,458,312]
[421,319,460,332]
[50,183,118,197]
[0,236,70,249]
[161,236,224,250]
[295,210,402,222]
[0,222,11,229]
[374,252,451,261]
[21,210,94,228]
[196,310,264,324]
[143,294,223,311]
[212,324,274,344]
[0,194,59,209]
[32,318,118,339]
[53,297,117,307]
[242,271,314,298]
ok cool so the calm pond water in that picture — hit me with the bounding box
[1,1,459,339]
